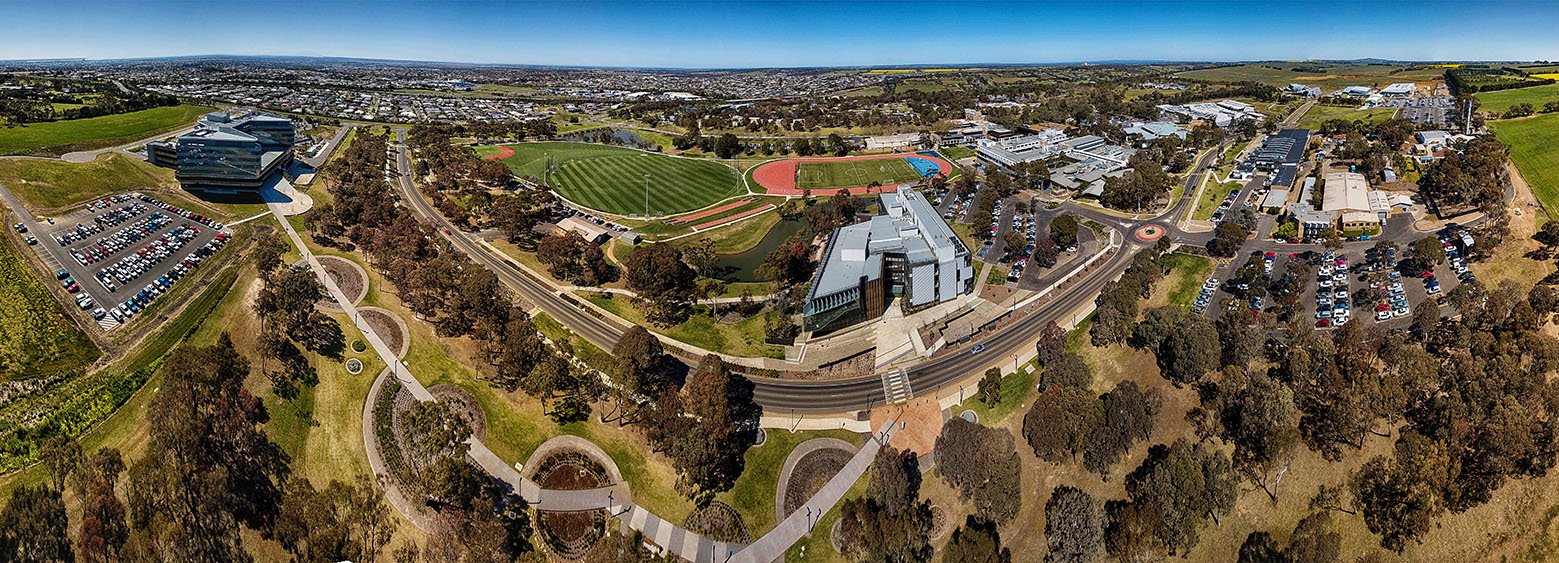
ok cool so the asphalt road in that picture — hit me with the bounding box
[389,132,1149,412]
[388,129,1472,414]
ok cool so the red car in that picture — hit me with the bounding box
[1316,319,1332,328]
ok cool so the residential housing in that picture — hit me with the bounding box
[803,186,974,334]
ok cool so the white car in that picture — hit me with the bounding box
[1393,307,1411,318]
[1376,309,1392,321]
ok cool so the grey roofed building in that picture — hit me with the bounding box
[1287,204,1337,237]
[1050,159,1126,195]
[803,185,974,335]
[1339,86,1373,97]
[170,111,296,192]
[1261,189,1290,211]
[1123,121,1189,142]
[975,128,1068,168]
[1285,83,1322,97]
[1248,129,1309,170]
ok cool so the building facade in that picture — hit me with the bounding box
[803,186,974,334]
[167,111,296,192]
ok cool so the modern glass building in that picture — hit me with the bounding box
[802,186,974,335]
[166,112,295,192]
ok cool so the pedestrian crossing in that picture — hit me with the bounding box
[881,367,913,405]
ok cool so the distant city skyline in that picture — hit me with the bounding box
[2,0,1557,68]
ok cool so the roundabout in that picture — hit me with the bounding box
[1134,223,1167,243]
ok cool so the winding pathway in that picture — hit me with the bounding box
[272,195,900,562]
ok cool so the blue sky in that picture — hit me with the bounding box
[2,0,1557,68]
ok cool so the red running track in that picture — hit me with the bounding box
[750,153,953,196]
[481,146,516,160]
[692,204,773,231]
[669,198,754,224]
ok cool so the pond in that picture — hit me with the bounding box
[709,218,808,283]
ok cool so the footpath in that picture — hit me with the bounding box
[272,199,901,562]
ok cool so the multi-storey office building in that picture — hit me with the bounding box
[147,111,295,192]
[803,186,974,334]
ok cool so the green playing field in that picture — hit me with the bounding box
[795,158,921,190]
[478,142,743,216]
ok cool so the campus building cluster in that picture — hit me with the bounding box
[1284,171,1415,238]
[971,128,1141,197]
[146,111,294,192]
[803,186,974,334]
[1155,99,1264,127]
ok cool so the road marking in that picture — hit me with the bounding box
[881,367,913,404]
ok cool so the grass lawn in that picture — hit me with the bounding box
[1175,63,1445,91]
[938,145,976,160]
[0,262,239,492]
[1295,105,1399,130]
[670,210,782,254]
[1192,181,1244,220]
[0,104,212,156]
[0,153,176,211]
[478,142,743,216]
[0,237,99,380]
[796,158,922,190]
[784,475,868,562]
[1157,253,1215,310]
[1491,113,1559,216]
[1477,83,1559,115]
[531,312,615,374]
[583,293,784,359]
[985,263,1010,286]
[961,360,1038,425]
[714,428,864,535]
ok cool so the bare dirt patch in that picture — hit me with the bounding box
[317,255,366,309]
[428,384,485,440]
[359,307,405,358]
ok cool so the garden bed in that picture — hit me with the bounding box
[316,255,366,309]
[781,447,852,518]
[428,384,485,440]
[684,501,752,544]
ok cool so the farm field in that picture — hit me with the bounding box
[1176,63,1444,91]
[0,153,176,210]
[796,157,922,190]
[0,239,99,381]
[0,104,211,156]
[1295,105,1399,129]
[1491,113,1559,216]
[477,142,744,216]
[1476,82,1559,114]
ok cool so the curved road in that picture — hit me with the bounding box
[391,131,1224,413]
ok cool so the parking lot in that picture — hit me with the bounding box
[1382,96,1456,126]
[1194,234,1473,331]
[11,192,231,329]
